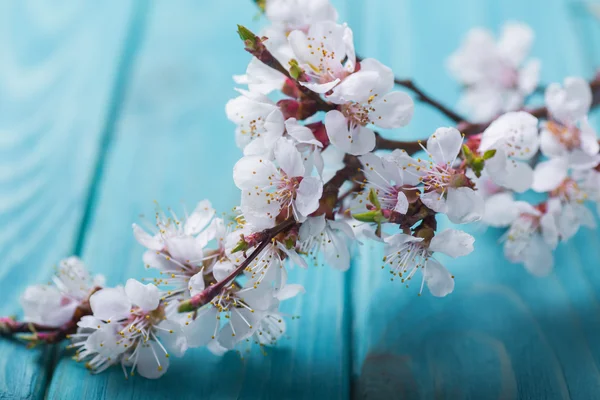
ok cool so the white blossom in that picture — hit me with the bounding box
[234,138,323,226]
[21,257,103,328]
[288,21,356,94]
[480,111,540,192]
[324,58,414,155]
[533,77,600,192]
[383,229,475,297]
[226,89,285,156]
[70,280,187,379]
[298,214,354,271]
[132,201,225,306]
[233,57,287,95]
[398,127,484,223]
[502,203,559,276]
[357,152,410,214]
[261,0,338,64]
[448,22,540,121]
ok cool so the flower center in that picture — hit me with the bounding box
[341,98,378,127]
[547,121,581,150]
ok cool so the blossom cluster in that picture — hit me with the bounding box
[2,0,600,380]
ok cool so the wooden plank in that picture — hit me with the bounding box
[46,1,351,398]
[0,1,136,399]
[350,0,600,399]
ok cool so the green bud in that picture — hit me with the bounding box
[288,59,303,80]
[482,149,497,160]
[353,210,386,223]
[471,157,485,178]
[177,300,196,313]
[231,239,249,253]
[462,144,473,162]
[285,237,296,250]
[237,25,258,50]
[368,188,381,210]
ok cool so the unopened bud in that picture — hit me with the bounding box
[288,59,303,80]
[237,25,259,51]
[232,238,249,253]
[368,188,381,210]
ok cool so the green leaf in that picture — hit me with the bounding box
[482,149,497,160]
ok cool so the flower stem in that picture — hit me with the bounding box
[178,218,297,313]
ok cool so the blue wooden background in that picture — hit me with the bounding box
[1,0,600,398]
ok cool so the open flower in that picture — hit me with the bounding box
[234,138,323,227]
[383,229,475,297]
[260,0,338,64]
[502,202,559,276]
[533,77,600,192]
[233,57,287,95]
[70,280,187,379]
[180,265,303,351]
[132,201,225,309]
[288,21,355,94]
[324,59,414,155]
[479,111,540,192]
[399,127,484,223]
[448,22,540,121]
[226,89,285,156]
[298,214,354,271]
[21,257,104,328]
[548,178,596,240]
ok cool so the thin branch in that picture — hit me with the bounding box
[458,74,600,136]
[178,218,296,312]
[0,298,95,344]
[394,78,466,123]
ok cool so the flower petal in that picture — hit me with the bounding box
[184,306,219,348]
[233,156,278,190]
[325,110,375,155]
[445,187,484,224]
[532,157,568,192]
[371,91,414,129]
[188,272,206,297]
[426,127,463,166]
[429,229,475,258]
[424,258,455,297]
[497,22,534,67]
[125,279,160,312]
[135,341,170,379]
[156,320,188,357]
[132,224,163,251]
[295,177,323,219]
[184,199,215,235]
[90,287,131,322]
[275,137,305,177]
[523,235,554,276]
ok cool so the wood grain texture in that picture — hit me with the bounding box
[4,0,600,398]
[350,0,600,399]
[0,1,135,399]
[46,1,351,399]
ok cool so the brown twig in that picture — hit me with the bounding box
[0,295,95,344]
[178,218,297,313]
[394,78,466,123]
